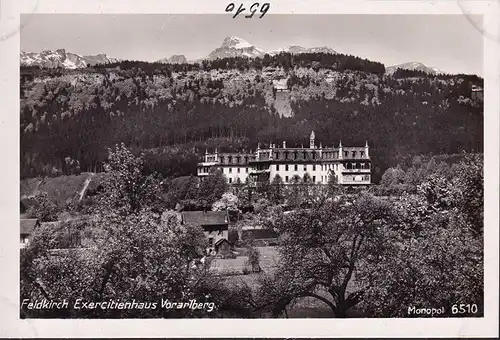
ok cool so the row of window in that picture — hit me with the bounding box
[281,174,340,183]
[343,174,371,182]
[268,149,367,161]
[227,167,249,174]
[282,175,317,183]
[276,164,343,172]
[207,149,368,164]
[200,163,370,176]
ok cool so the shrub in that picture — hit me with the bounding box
[228,228,239,245]
[27,192,60,222]
[247,246,261,273]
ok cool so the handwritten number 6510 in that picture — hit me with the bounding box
[226,3,270,19]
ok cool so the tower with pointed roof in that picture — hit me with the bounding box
[310,130,315,149]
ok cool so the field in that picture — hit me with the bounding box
[211,246,279,275]
[21,172,108,207]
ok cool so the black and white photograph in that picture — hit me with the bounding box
[1,0,499,337]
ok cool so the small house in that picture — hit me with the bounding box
[180,211,230,255]
[20,218,40,248]
[471,85,484,102]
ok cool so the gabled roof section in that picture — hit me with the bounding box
[215,238,230,246]
[181,211,228,226]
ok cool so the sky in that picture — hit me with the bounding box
[20,14,483,75]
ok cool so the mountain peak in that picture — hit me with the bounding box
[386,61,445,75]
[20,49,118,69]
[157,54,188,64]
[221,36,254,49]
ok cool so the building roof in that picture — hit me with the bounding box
[20,219,38,235]
[215,238,230,246]
[181,211,228,226]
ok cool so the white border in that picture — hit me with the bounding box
[1,0,498,337]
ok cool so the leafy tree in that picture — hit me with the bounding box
[197,169,228,209]
[245,246,262,274]
[262,193,394,317]
[357,155,483,317]
[212,192,240,217]
[228,227,239,245]
[21,210,209,317]
[21,144,215,318]
[327,170,343,196]
[286,175,303,208]
[269,174,285,204]
[95,143,164,215]
[27,191,60,222]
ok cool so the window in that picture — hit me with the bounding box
[276,164,280,171]
[229,178,232,183]
[304,165,307,171]
[344,151,348,157]
[208,238,214,246]
[313,165,316,171]
[285,164,289,171]
[313,176,316,182]
[237,168,240,173]
[285,176,289,183]
[246,167,249,173]
[352,151,356,158]
[229,168,232,173]
[360,151,365,157]
[294,164,298,171]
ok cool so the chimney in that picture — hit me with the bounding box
[310,131,315,149]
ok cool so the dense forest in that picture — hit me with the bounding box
[20,52,483,182]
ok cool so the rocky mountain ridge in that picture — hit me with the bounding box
[20,49,120,69]
[385,61,445,75]
[21,38,446,75]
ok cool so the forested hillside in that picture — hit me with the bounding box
[20,52,483,182]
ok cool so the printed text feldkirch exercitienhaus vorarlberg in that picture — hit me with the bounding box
[21,298,216,312]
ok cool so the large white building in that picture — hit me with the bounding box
[197,131,371,186]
